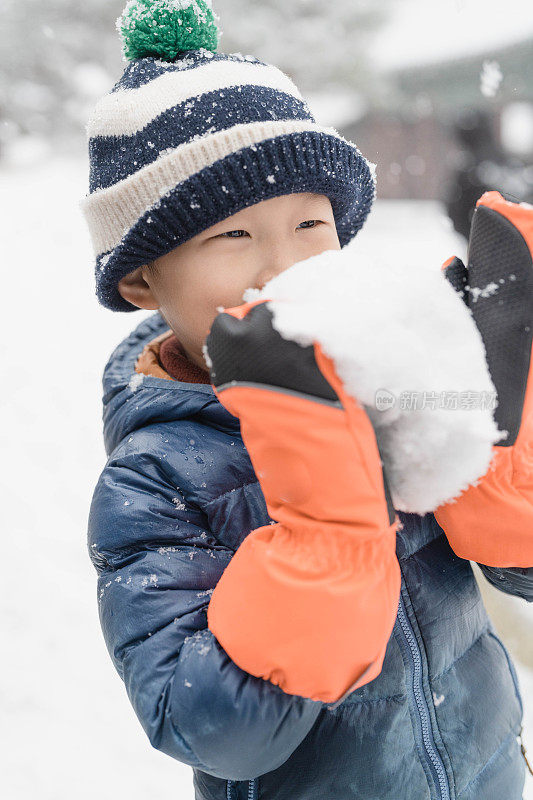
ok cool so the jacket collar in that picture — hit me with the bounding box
[101,312,241,456]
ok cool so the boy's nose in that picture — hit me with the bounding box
[255,256,295,290]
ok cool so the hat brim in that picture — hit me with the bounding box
[95,130,376,312]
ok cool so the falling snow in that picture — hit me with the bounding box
[480,59,503,98]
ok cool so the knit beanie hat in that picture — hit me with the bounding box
[79,0,376,313]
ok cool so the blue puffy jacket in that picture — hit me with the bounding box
[88,311,533,800]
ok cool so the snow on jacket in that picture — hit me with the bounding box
[88,311,533,800]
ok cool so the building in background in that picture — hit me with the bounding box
[340,35,533,234]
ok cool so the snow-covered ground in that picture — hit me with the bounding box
[1,156,532,798]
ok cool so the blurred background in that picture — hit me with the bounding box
[3,0,533,231]
[1,1,532,798]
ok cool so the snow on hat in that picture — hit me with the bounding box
[79,0,376,312]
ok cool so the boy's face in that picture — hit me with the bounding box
[118,192,341,372]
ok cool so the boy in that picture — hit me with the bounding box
[81,2,533,797]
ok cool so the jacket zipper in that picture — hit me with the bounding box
[229,590,451,800]
[396,589,451,800]
[226,778,257,799]
[519,726,533,776]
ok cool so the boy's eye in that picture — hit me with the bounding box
[297,220,322,229]
[217,220,322,238]
[218,229,249,238]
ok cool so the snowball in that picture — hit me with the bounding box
[244,238,502,514]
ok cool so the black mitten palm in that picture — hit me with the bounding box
[437,191,533,567]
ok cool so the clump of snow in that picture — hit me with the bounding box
[480,59,503,98]
[128,372,144,392]
[157,545,180,554]
[202,343,213,370]
[244,238,503,514]
[119,0,213,32]
[468,281,500,302]
[184,629,211,656]
[98,252,113,272]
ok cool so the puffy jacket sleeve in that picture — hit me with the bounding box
[475,563,533,602]
[87,437,322,781]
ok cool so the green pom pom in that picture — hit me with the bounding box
[117,0,220,61]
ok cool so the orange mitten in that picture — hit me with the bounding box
[436,192,533,567]
[205,300,400,705]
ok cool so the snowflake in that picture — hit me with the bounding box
[480,60,503,98]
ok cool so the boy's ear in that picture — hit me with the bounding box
[117,266,160,310]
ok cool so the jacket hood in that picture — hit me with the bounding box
[101,311,241,456]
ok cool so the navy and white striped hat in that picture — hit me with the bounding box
[80,0,376,312]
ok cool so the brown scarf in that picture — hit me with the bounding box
[134,329,211,384]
